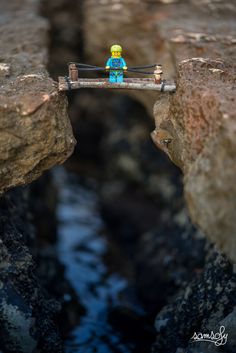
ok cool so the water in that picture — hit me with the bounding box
[55,168,148,353]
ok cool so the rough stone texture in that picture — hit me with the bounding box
[153,58,236,263]
[0,0,76,193]
[0,1,78,351]
[83,0,236,263]
[152,249,236,353]
[0,188,63,353]
[40,0,84,79]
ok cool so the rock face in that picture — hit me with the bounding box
[167,58,236,264]
[0,0,77,351]
[83,0,236,263]
[153,249,236,353]
[0,0,76,193]
[0,188,63,353]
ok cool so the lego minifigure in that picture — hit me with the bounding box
[105,44,127,83]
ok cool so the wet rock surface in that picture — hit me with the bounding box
[0,1,78,351]
[0,0,75,193]
[153,249,236,353]
[0,188,62,353]
[65,86,212,351]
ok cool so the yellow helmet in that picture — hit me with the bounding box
[110,44,122,53]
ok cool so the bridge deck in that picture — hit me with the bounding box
[58,77,176,93]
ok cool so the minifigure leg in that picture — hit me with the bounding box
[116,72,124,83]
[109,72,116,83]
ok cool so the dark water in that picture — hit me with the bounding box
[55,168,150,353]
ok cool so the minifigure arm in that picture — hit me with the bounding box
[105,58,111,69]
[121,58,127,70]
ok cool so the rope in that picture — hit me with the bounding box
[67,62,160,75]
[129,64,160,69]
[68,61,159,67]
[74,67,105,71]
[127,68,154,75]
[75,67,155,75]
[68,62,99,68]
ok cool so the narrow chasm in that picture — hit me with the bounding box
[37,1,209,353]
[1,1,236,352]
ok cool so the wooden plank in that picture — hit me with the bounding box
[58,77,176,93]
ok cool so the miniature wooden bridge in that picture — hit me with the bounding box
[58,63,176,93]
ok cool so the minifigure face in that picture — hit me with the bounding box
[111,51,121,58]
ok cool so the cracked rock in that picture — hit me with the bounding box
[0,0,76,193]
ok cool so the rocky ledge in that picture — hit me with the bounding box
[0,0,76,351]
[0,0,75,193]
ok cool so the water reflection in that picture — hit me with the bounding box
[55,168,143,353]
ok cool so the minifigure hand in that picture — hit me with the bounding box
[123,66,127,71]
[105,66,110,71]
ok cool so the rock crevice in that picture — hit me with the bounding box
[83,0,236,263]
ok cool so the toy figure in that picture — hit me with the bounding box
[105,44,127,83]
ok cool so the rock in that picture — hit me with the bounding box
[220,306,236,348]
[152,249,236,353]
[40,0,84,79]
[154,57,236,263]
[0,0,76,193]
[83,0,236,263]
[0,188,63,353]
[0,1,79,351]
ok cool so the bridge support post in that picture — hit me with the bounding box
[154,65,163,84]
[69,63,78,81]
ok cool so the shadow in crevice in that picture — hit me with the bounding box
[39,1,207,352]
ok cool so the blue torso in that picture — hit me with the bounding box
[106,57,127,83]
[106,57,126,69]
